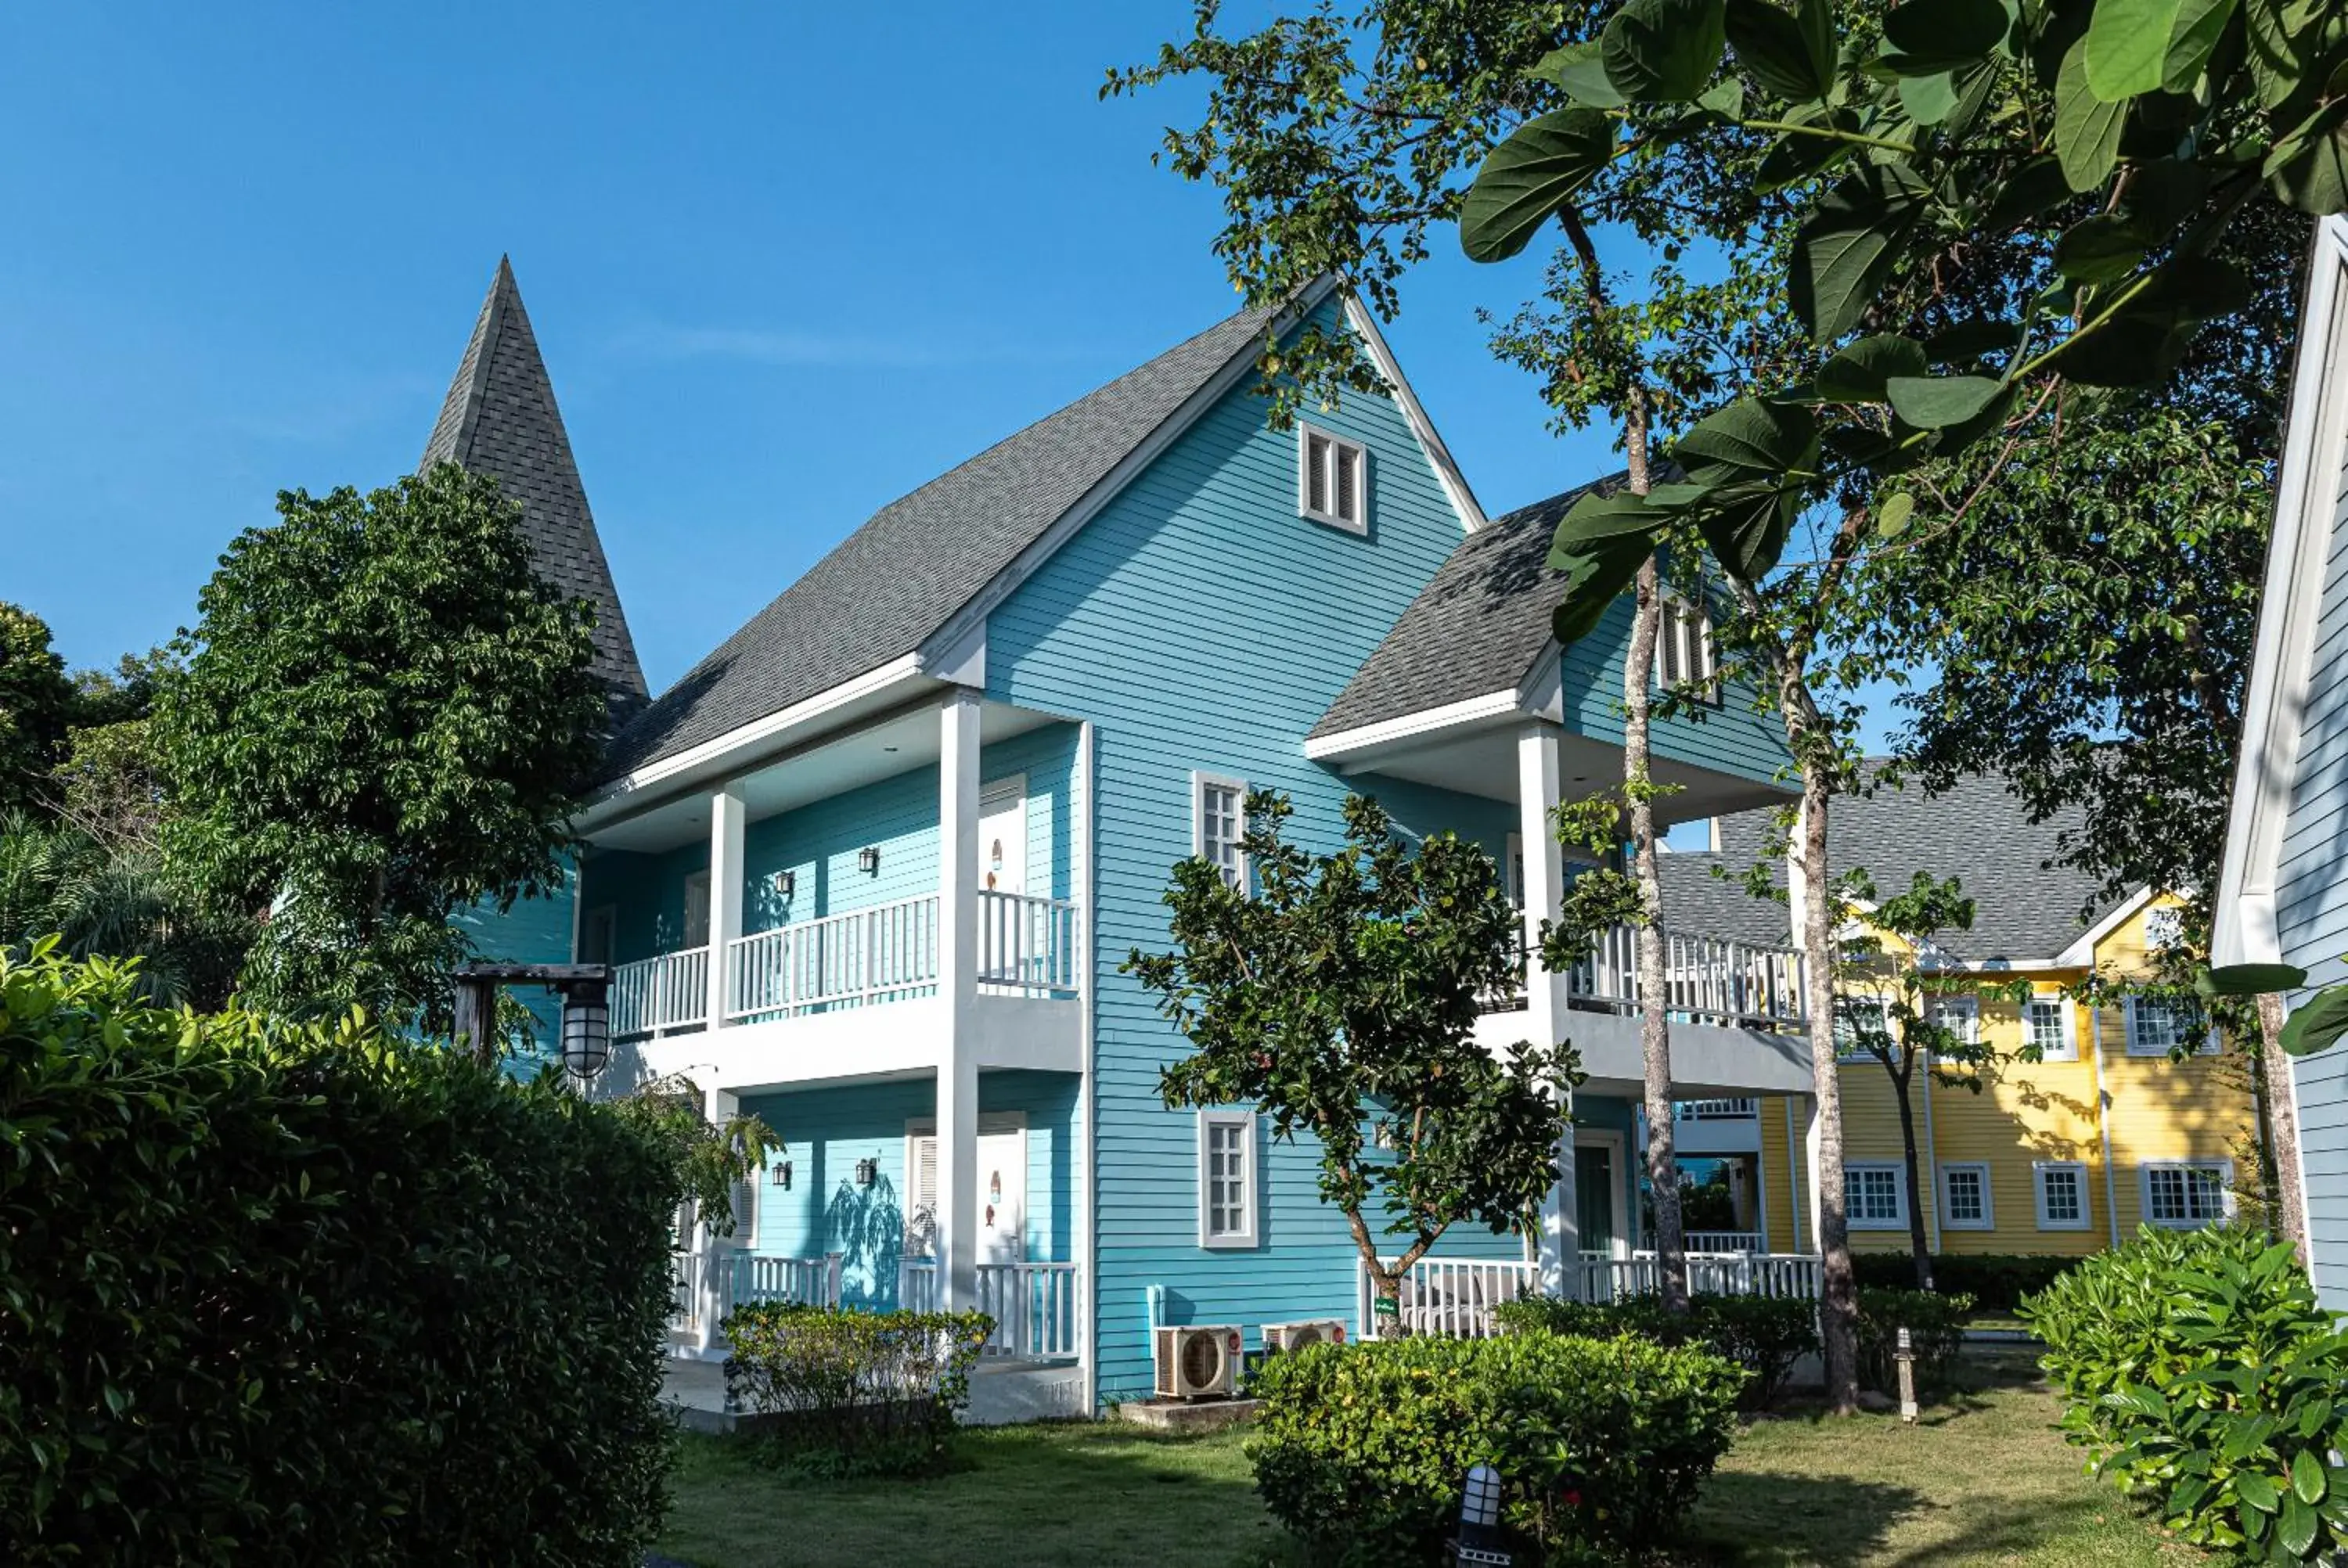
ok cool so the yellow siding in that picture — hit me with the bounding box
[1759,1095,1797,1250]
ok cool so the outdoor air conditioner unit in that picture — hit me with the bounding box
[1153,1324,1242,1400]
[1261,1319,1347,1354]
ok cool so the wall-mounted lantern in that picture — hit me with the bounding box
[771,1159,793,1191]
[772,869,796,897]
[858,846,881,876]
[855,1156,878,1187]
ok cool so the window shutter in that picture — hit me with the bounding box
[729,1177,756,1243]
[907,1134,938,1255]
[1305,433,1331,515]
[1334,443,1357,522]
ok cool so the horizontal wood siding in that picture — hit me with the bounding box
[452,880,574,1066]
[987,307,1521,1401]
[1554,599,1788,785]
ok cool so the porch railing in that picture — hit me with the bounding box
[977,890,1080,995]
[897,1259,1082,1359]
[612,946,708,1039]
[726,894,941,1023]
[1579,1250,1821,1302]
[1677,1098,1760,1120]
[1682,1229,1765,1253]
[668,1249,844,1343]
[1363,1249,1821,1339]
[1480,926,1807,1030]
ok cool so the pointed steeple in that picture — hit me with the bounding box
[423,257,649,714]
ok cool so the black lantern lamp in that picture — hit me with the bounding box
[451,962,616,1078]
[559,975,611,1080]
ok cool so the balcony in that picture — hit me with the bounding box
[610,890,1079,1041]
[1481,926,1806,1032]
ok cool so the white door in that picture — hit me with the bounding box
[978,1118,1027,1263]
[978,779,1026,895]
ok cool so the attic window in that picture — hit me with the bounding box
[1657,595,1720,703]
[1299,424,1368,534]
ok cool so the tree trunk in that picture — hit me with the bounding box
[1889,1056,1935,1290]
[1626,554,1687,1313]
[1796,781,1861,1413]
[2257,991,2308,1261]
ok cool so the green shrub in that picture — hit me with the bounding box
[0,945,682,1566]
[722,1302,994,1476]
[1492,1290,1817,1408]
[2024,1225,2348,1562]
[1855,1287,1973,1395]
[1248,1331,1745,1564]
[1849,1250,2079,1313]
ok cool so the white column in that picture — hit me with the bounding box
[936,690,982,1312]
[1803,1093,1825,1256]
[697,1084,742,1354]
[706,782,746,1031]
[1518,724,1579,1296]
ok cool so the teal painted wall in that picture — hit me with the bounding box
[1555,597,1788,786]
[453,878,574,1072]
[735,1070,1081,1308]
[985,303,1530,1401]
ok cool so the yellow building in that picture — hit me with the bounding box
[1667,775,2259,1258]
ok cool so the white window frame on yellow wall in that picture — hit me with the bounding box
[2123,997,2217,1057]
[2026,995,2077,1062]
[2033,1161,2091,1231]
[1939,1163,1994,1231]
[2141,1160,2234,1229]
[1846,1162,1907,1229]
[1926,994,1979,1046]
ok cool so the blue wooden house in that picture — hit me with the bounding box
[437,259,1823,1411]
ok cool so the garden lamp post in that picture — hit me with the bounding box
[449,962,613,1076]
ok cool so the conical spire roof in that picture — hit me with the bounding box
[423,257,648,712]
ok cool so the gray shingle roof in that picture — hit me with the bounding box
[1659,767,2126,963]
[1310,476,1622,740]
[423,257,648,714]
[601,300,1280,779]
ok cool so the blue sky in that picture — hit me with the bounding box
[2,1,1898,753]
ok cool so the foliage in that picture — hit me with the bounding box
[1125,791,1578,1314]
[2025,1225,2348,1562]
[156,463,607,1029]
[2206,959,2348,1059]
[0,602,76,814]
[610,1074,784,1239]
[0,825,250,1009]
[722,1302,995,1477]
[1494,1289,1820,1408]
[1849,1250,2077,1314]
[0,944,682,1566]
[1854,1286,1975,1396]
[1248,1331,1745,1564]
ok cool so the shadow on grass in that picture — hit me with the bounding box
[1673,1467,1918,1566]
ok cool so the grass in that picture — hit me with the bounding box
[655,1351,2195,1568]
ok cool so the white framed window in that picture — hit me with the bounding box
[1939,1163,1993,1230]
[1925,994,1979,1048]
[2143,905,2184,952]
[2125,997,2206,1056]
[1657,594,1720,703]
[1298,423,1369,534]
[1198,1109,1259,1248]
[1846,1162,1908,1228]
[2141,1160,2233,1228]
[1192,771,1248,890]
[2026,996,2076,1062]
[2033,1161,2091,1230]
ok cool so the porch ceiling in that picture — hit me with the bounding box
[1333,724,1790,826]
[589,699,1058,854]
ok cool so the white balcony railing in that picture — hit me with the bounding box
[978,890,1080,995]
[668,1248,843,1343]
[1677,1098,1760,1120]
[611,946,709,1039]
[1362,1249,1821,1340]
[897,1259,1081,1358]
[1683,1229,1765,1253]
[1480,926,1807,1031]
[726,894,942,1023]
[1580,1250,1820,1302]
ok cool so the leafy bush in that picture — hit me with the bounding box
[1248,1331,1744,1564]
[1851,1250,2078,1313]
[2025,1225,2348,1562]
[1493,1290,1817,1408]
[1,945,682,1566]
[1855,1287,1974,1396]
[722,1302,994,1476]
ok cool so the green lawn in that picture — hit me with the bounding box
[656,1353,2195,1568]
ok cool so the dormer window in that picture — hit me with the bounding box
[1299,424,1368,534]
[1658,594,1720,704]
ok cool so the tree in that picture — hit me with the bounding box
[1125,792,1579,1325]
[157,464,607,1030]
[0,602,76,814]
[1834,871,2018,1289]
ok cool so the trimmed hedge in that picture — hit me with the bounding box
[1492,1289,1818,1408]
[2025,1225,2348,1562]
[722,1302,994,1476]
[1850,1250,2078,1313]
[1248,1331,1745,1564]
[2,948,682,1566]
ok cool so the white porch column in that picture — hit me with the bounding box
[706,782,746,1031]
[697,1084,742,1354]
[1518,724,1579,1296]
[1802,1093,1824,1255]
[936,690,982,1313]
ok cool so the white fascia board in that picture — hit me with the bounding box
[2052,886,2159,969]
[2215,215,2348,967]
[916,277,1345,673]
[1302,687,1529,762]
[574,653,934,832]
[1341,295,1489,533]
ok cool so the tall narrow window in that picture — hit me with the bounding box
[1940,1163,1993,1229]
[1198,1109,1259,1248]
[2026,997,2075,1061]
[1298,424,1368,534]
[1193,772,1248,890]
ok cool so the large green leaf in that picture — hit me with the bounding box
[1882,0,2011,70]
[1550,530,1655,646]
[2278,1492,2318,1558]
[1675,396,1820,481]
[2163,0,2241,91]
[1551,486,1670,551]
[1726,0,1830,100]
[1816,333,1929,401]
[2057,39,2127,190]
[2280,986,2348,1058]
[2293,1447,2328,1505]
[1602,0,1730,103]
[1982,154,2078,234]
[1462,110,1619,262]
[1792,163,1926,340]
[1885,375,2007,429]
[2085,0,2186,99]
[2197,963,2310,998]
[1757,111,1858,191]
[2244,0,2311,109]
[1693,481,1802,580]
[1899,70,1964,125]
[2237,1469,2283,1514]
[2054,214,2150,282]
[2265,102,2348,216]
[1535,41,1630,109]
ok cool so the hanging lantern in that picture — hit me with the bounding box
[559,976,611,1080]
